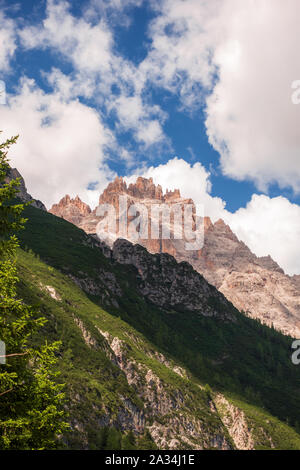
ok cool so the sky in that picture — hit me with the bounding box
[1,0,300,275]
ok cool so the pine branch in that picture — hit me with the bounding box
[0,351,29,359]
[0,388,13,397]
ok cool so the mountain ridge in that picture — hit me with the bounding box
[16,201,300,449]
[49,176,300,338]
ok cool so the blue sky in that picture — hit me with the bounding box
[1,0,300,274]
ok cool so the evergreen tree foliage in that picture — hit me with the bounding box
[121,430,136,450]
[0,133,68,449]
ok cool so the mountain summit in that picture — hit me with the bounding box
[49,194,91,225]
[8,168,300,449]
[5,167,47,211]
[99,176,181,203]
[49,176,300,338]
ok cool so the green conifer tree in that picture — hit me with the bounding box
[0,133,68,449]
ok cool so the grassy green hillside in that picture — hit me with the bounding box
[18,248,233,449]
[14,204,300,449]
[16,248,300,449]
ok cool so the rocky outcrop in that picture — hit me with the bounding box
[99,176,181,204]
[49,176,300,338]
[49,195,91,225]
[112,238,235,320]
[68,268,122,308]
[5,168,47,210]
[80,176,194,252]
[214,394,255,450]
[191,219,300,337]
[39,283,62,301]
[98,328,232,450]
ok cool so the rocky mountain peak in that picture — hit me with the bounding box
[203,216,213,230]
[99,176,181,204]
[49,194,91,225]
[214,218,226,226]
[214,218,233,231]
[5,167,47,211]
[99,176,128,205]
[59,194,71,205]
[212,218,239,241]
[128,176,164,200]
[48,175,300,338]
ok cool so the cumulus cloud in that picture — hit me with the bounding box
[20,0,300,175]
[0,78,115,209]
[225,195,300,276]
[0,12,17,72]
[144,0,300,192]
[15,0,300,191]
[205,0,300,192]
[85,0,144,21]
[112,95,166,147]
[20,0,113,75]
[45,67,96,101]
[20,0,168,149]
[142,0,218,102]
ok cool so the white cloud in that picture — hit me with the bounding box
[45,67,96,101]
[86,0,144,18]
[21,0,300,177]
[205,0,300,192]
[112,94,166,147]
[135,120,164,147]
[20,0,113,75]
[0,78,115,209]
[141,0,219,105]
[144,0,300,192]
[224,195,300,276]
[20,0,168,149]
[114,95,145,128]
[0,12,17,72]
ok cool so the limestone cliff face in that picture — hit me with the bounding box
[49,195,91,225]
[5,168,47,211]
[97,328,232,450]
[191,219,300,338]
[112,238,235,320]
[49,177,300,338]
